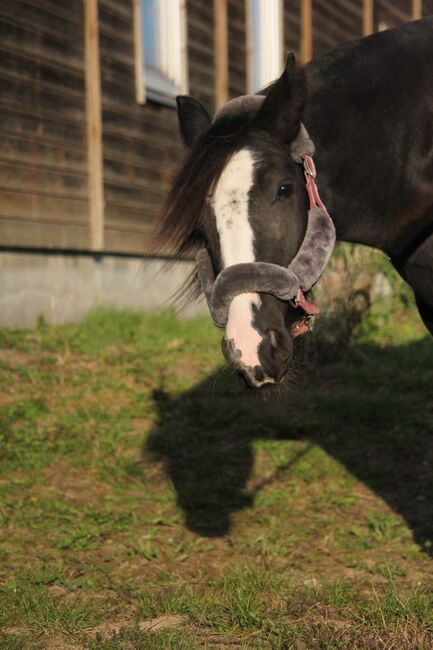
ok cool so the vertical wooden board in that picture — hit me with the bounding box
[301,0,313,62]
[84,0,104,250]
[412,0,422,18]
[214,0,228,109]
[363,0,374,34]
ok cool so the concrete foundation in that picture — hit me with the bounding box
[0,251,207,328]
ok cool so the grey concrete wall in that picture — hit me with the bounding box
[0,252,207,328]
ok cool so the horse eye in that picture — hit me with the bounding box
[276,183,293,200]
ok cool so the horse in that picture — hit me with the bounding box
[155,16,433,390]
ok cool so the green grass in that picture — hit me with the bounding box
[0,301,432,649]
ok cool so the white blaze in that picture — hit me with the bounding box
[211,148,262,369]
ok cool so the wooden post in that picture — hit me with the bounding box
[412,0,422,20]
[301,0,313,63]
[214,0,228,110]
[363,0,374,36]
[84,0,104,251]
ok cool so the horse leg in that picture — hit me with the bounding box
[391,234,433,337]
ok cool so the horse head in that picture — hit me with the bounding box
[157,55,334,390]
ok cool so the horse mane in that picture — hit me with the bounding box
[153,112,256,256]
[152,112,255,303]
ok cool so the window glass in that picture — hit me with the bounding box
[142,0,160,72]
[139,0,188,102]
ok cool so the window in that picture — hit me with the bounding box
[248,0,283,93]
[134,0,188,105]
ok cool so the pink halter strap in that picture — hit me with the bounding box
[304,155,328,212]
[290,155,329,338]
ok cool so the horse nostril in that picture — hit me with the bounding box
[253,365,265,382]
[267,328,292,364]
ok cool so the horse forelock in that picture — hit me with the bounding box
[153,111,255,254]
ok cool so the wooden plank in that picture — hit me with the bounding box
[104,227,153,255]
[22,0,82,25]
[104,182,166,209]
[132,0,144,104]
[0,77,85,120]
[84,0,104,250]
[0,103,86,145]
[301,0,313,62]
[0,3,83,43]
[105,205,158,229]
[0,48,85,96]
[0,21,84,73]
[214,0,228,109]
[0,134,85,173]
[0,217,89,249]
[104,157,169,187]
[363,0,374,35]
[0,191,88,223]
[228,0,246,98]
[412,0,422,18]
[0,160,87,197]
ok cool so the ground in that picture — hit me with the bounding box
[0,296,432,649]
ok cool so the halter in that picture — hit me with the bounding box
[195,107,336,338]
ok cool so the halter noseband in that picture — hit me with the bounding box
[195,105,336,338]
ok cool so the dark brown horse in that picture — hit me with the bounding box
[156,17,433,390]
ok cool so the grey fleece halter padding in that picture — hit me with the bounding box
[197,208,335,328]
[196,95,336,330]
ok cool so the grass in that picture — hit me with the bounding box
[0,296,432,649]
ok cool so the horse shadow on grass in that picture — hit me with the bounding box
[145,337,433,553]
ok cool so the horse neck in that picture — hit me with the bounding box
[302,17,433,256]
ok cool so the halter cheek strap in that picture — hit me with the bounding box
[288,155,331,337]
[196,140,335,337]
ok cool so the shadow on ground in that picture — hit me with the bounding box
[145,337,433,552]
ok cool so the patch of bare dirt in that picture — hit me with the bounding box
[88,614,187,639]
[0,348,37,365]
[39,461,111,504]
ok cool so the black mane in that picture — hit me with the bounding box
[153,110,258,258]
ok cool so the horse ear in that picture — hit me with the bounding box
[176,96,212,147]
[254,53,306,143]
